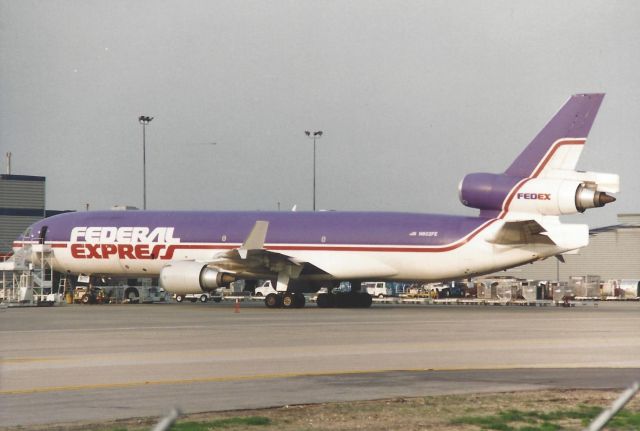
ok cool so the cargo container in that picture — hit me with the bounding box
[569,275,601,298]
[620,279,640,299]
[551,282,572,302]
[521,280,545,301]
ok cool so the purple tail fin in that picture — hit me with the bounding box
[505,93,605,178]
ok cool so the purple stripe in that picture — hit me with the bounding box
[505,93,604,177]
[30,211,490,248]
[459,173,522,213]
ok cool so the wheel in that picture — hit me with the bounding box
[282,293,295,308]
[199,294,208,303]
[378,294,384,299]
[333,293,347,308]
[81,294,91,304]
[255,292,263,297]
[175,295,184,302]
[294,293,306,308]
[265,293,282,308]
[359,293,373,308]
[316,293,333,308]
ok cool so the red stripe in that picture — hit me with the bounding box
[531,139,585,178]
[499,177,534,217]
[34,219,499,255]
[497,138,585,218]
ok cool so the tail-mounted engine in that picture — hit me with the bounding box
[459,171,618,216]
[159,261,235,295]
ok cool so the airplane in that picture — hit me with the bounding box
[12,93,619,308]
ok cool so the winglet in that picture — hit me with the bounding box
[238,221,269,259]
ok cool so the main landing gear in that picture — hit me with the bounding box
[316,280,372,308]
[264,292,306,309]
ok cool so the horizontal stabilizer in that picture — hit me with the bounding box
[486,220,555,245]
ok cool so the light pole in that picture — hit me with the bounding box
[138,116,153,210]
[304,130,323,211]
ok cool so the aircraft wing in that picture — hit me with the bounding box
[196,220,306,279]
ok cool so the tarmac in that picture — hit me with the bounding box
[1,301,640,427]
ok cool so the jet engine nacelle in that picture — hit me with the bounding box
[459,173,616,216]
[159,261,235,295]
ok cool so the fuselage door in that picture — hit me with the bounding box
[38,226,48,244]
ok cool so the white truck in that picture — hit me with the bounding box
[254,280,278,297]
[363,282,392,298]
[174,292,222,303]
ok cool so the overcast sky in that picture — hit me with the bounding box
[1,0,638,228]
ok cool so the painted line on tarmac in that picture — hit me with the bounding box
[0,325,215,334]
[0,357,66,364]
[0,364,625,396]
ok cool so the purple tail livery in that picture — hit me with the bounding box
[10,94,619,308]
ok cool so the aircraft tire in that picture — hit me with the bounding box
[334,293,353,308]
[316,293,332,308]
[359,293,373,308]
[282,293,296,308]
[294,293,306,308]
[265,293,282,308]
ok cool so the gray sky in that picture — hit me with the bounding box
[1,0,638,228]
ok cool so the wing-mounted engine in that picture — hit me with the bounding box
[459,171,618,217]
[159,261,235,295]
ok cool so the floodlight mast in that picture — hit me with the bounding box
[304,130,323,211]
[138,116,154,210]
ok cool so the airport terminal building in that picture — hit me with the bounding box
[492,214,640,282]
[0,174,46,258]
[0,174,72,259]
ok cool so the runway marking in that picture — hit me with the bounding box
[0,364,631,396]
[0,325,215,334]
[3,315,637,335]
[0,357,66,364]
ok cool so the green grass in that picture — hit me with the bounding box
[449,405,640,431]
[170,416,271,430]
[608,409,640,429]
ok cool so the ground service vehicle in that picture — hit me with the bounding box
[363,282,391,298]
[254,280,277,296]
[175,292,222,303]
